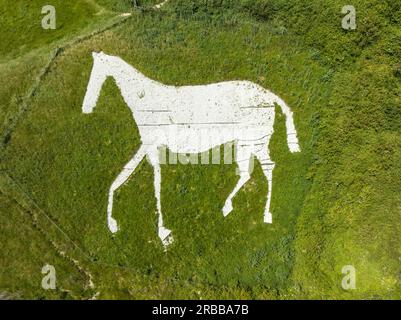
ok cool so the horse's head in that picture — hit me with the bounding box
[82,52,108,114]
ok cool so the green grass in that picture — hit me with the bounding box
[0,0,132,141]
[1,0,400,299]
[0,52,49,133]
[0,0,117,60]
[0,193,91,299]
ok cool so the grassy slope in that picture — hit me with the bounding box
[0,53,48,133]
[0,0,130,299]
[258,0,401,298]
[0,0,112,60]
[0,0,132,134]
[0,193,91,299]
[1,0,400,299]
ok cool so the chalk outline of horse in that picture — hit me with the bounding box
[82,52,301,246]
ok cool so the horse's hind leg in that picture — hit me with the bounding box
[147,148,173,247]
[254,143,275,223]
[107,145,146,233]
[222,144,252,217]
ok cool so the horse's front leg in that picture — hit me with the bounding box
[147,148,173,247]
[107,145,146,233]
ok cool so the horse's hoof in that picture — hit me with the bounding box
[264,212,272,224]
[159,227,173,247]
[222,201,233,217]
[162,234,174,249]
[108,217,119,233]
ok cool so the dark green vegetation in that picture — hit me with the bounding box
[1,0,400,299]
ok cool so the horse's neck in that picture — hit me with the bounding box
[108,60,156,108]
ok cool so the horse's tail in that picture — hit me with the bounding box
[274,96,301,153]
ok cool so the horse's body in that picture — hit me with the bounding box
[82,52,300,246]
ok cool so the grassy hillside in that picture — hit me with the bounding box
[0,0,400,299]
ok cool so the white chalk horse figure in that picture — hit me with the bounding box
[82,52,301,247]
